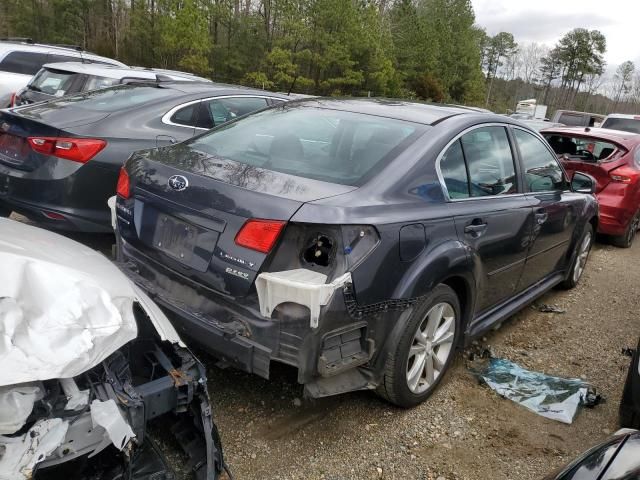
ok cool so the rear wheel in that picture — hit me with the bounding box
[612,210,640,248]
[377,284,460,408]
[560,223,593,290]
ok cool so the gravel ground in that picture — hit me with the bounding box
[13,213,638,480]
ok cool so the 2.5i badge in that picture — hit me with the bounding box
[225,267,249,280]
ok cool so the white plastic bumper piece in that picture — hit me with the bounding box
[255,269,351,328]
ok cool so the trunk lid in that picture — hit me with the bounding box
[11,101,110,129]
[121,145,355,297]
[0,110,61,171]
[561,151,628,193]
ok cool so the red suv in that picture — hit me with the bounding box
[543,127,640,247]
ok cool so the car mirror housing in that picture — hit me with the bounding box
[571,171,596,194]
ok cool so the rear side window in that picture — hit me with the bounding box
[515,129,568,192]
[460,126,517,197]
[170,103,198,127]
[203,97,269,126]
[188,106,423,186]
[0,51,48,75]
[440,140,470,199]
[602,117,640,134]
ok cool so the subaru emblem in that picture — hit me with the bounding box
[168,175,188,191]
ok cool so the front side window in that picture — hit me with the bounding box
[0,51,48,75]
[515,129,568,192]
[188,106,423,185]
[460,126,517,197]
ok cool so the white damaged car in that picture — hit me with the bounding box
[0,218,224,479]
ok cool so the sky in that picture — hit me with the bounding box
[472,0,640,70]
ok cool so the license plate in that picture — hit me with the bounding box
[152,215,197,263]
[0,133,28,163]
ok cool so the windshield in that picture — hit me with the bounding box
[29,68,78,96]
[544,134,619,162]
[187,105,425,186]
[40,85,173,112]
[602,117,640,134]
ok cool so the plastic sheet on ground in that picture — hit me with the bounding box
[472,357,599,424]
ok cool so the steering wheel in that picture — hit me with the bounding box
[576,149,596,161]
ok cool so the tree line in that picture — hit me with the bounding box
[1,0,637,115]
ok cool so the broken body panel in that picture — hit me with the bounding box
[0,218,223,479]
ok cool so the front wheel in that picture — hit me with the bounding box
[560,223,593,290]
[376,284,460,408]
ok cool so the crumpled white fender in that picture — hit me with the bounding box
[0,383,43,434]
[0,217,183,388]
[0,418,69,480]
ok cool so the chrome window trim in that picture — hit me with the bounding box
[161,94,282,130]
[435,122,521,202]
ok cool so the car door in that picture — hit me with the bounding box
[512,127,580,289]
[439,125,535,313]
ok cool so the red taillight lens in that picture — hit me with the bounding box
[235,219,286,253]
[609,165,638,184]
[116,168,130,199]
[27,137,106,163]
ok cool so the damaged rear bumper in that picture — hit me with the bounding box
[116,254,391,397]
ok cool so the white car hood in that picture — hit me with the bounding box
[0,218,183,387]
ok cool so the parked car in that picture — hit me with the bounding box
[0,38,125,107]
[601,113,640,134]
[114,98,598,408]
[543,429,640,479]
[542,127,640,247]
[0,217,224,479]
[620,335,640,429]
[12,62,212,107]
[550,110,605,128]
[0,81,287,232]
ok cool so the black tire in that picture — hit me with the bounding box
[376,284,461,408]
[0,203,11,218]
[560,223,593,290]
[612,210,640,248]
[620,338,640,429]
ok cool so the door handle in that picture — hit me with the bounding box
[535,210,548,225]
[464,221,488,236]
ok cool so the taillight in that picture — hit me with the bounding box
[235,219,286,253]
[27,137,106,163]
[609,165,638,184]
[116,168,130,199]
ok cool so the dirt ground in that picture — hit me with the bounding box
[14,213,639,480]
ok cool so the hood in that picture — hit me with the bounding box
[0,218,182,387]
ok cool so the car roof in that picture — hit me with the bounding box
[157,81,290,98]
[0,41,125,66]
[540,126,640,146]
[41,62,211,81]
[605,113,640,119]
[286,98,491,125]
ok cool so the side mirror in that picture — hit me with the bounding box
[571,172,596,194]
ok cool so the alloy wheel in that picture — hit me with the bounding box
[627,214,640,246]
[572,231,592,283]
[406,302,456,394]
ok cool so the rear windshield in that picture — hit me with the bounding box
[187,106,424,186]
[602,117,640,134]
[41,85,173,112]
[30,68,78,96]
[544,134,619,162]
